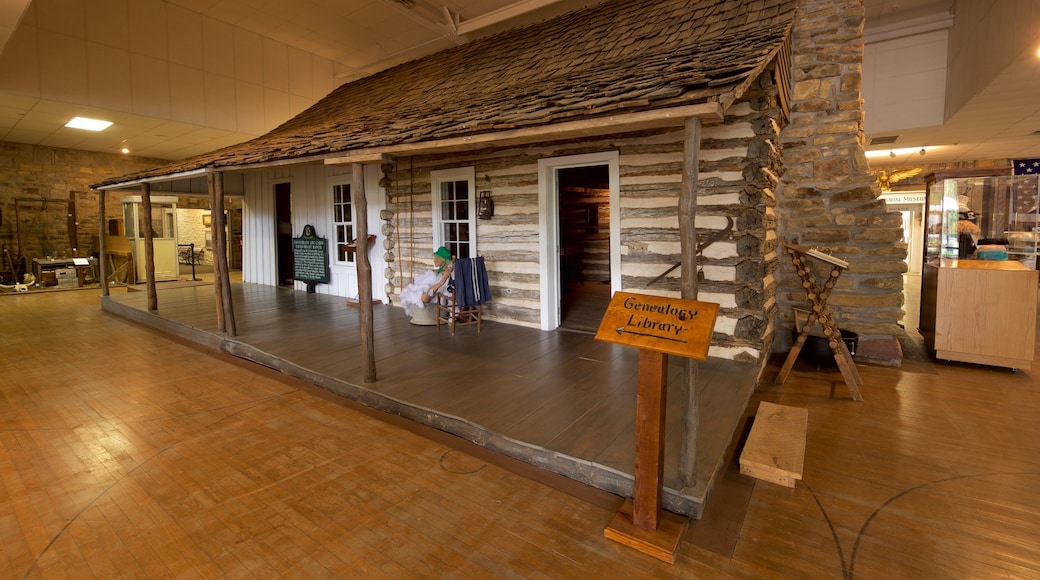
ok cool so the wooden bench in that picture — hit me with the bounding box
[739,401,808,488]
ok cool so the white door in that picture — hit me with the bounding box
[538,151,620,330]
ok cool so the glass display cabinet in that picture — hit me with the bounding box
[924,172,1040,266]
[920,171,1039,370]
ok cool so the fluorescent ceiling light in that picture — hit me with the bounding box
[865,146,935,158]
[65,117,112,131]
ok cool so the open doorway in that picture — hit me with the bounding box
[275,182,293,286]
[557,165,611,333]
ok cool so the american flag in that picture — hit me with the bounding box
[1011,162,1040,215]
[1013,158,1040,175]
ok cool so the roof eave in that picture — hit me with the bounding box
[325,102,726,166]
[94,168,212,191]
[97,102,728,188]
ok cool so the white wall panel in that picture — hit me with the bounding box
[863,17,951,133]
[242,163,387,302]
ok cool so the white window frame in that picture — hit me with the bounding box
[431,166,477,259]
[331,181,355,265]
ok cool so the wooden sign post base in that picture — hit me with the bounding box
[602,348,686,564]
[595,292,719,565]
[605,498,690,564]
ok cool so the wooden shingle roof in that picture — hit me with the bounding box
[97,0,797,188]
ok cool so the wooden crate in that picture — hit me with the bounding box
[739,401,807,488]
[54,267,79,288]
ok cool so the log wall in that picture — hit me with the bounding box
[385,70,784,361]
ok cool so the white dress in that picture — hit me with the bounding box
[399,269,450,316]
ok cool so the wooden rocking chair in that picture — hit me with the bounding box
[437,256,491,335]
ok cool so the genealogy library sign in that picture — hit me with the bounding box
[595,291,718,360]
[595,290,720,562]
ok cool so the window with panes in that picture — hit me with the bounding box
[333,183,354,263]
[439,179,472,259]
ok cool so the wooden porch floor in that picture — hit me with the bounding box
[102,282,760,517]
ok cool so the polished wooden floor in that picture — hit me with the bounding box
[99,280,758,518]
[1,279,1038,578]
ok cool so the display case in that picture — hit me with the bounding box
[920,171,1039,370]
[923,171,1040,266]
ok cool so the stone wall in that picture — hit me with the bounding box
[775,0,906,345]
[0,142,166,262]
[177,208,213,266]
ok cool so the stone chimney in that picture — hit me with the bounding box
[776,0,907,355]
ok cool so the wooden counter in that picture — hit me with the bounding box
[921,258,1037,370]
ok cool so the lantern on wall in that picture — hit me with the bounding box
[478,190,494,220]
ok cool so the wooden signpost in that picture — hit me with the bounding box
[595,291,719,564]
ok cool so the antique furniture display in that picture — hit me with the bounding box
[776,243,863,400]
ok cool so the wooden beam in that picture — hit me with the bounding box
[604,348,689,564]
[353,163,376,383]
[456,0,560,35]
[633,349,668,530]
[208,173,225,333]
[378,0,458,38]
[325,154,395,167]
[217,156,333,173]
[141,183,157,312]
[96,168,210,190]
[213,172,237,337]
[97,189,108,297]
[679,116,702,488]
[67,191,78,254]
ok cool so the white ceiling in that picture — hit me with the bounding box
[0,0,1037,167]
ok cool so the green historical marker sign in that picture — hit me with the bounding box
[292,225,329,285]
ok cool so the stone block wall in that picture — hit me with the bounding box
[0,142,166,262]
[776,0,907,345]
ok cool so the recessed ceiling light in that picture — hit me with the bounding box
[121,147,130,154]
[65,116,112,131]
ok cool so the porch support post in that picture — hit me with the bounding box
[141,183,158,311]
[207,173,224,331]
[679,116,702,488]
[353,163,376,383]
[210,171,236,336]
[97,189,108,297]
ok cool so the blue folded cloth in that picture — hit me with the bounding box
[975,245,1007,260]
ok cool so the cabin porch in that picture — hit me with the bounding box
[101,282,761,518]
